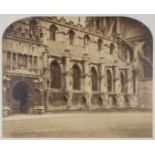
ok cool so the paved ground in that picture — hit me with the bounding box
[2,111,152,138]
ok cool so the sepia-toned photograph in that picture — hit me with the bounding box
[2,16,153,138]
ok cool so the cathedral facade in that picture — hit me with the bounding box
[2,16,153,116]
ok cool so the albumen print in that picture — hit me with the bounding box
[2,16,153,138]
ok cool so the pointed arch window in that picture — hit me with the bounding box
[84,34,90,47]
[49,24,58,41]
[107,69,112,92]
[72,65,81,90]
[68,30,75,45]
[120,72,125,93]
[50,61,61,89]
[91,67,98,91]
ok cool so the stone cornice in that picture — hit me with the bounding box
[3,35,45,46]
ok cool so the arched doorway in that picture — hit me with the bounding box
[12,81,28,113]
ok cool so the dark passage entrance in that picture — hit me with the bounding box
[12,82,28,113]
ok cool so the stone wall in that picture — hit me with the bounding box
[2,16,153,115]
[138,80,152,108]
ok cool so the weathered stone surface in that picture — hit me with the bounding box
[2,16,152,114]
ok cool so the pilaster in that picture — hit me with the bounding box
[114,65,121,94]
[64,49,72,107]
[99,57,108,107]
[15,53,18,70]
[83,53,91,108]
[3,76,11,117]
[127,66,133,95]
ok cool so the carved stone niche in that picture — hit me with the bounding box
[127,94,138,108]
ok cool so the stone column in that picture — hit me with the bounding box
[99,57,108,107]
[103,18,107,28]
[91,18,93,30]
[38,86,45,114]
[10,51,13,71]
[2,77,11,117]
[93,18,96,30]
[133,69,138,95]
[114,65,124,108]
[116,18,120,36]
[27,55,29,71]
[43,51,48,69]
[41,27,48,44]
[36,56,40,74]
[2,51,7,72]
[127,66,138,107]
[32,54,34,72]
[42,50,48,91]
[107,19,115,37]
[114,65,121,94]
[64,49,72,107]
[15,53,18,70]
[32,80,45,114]
[127,66,133,95]
[99,17,102,31]
[83,53,91,108]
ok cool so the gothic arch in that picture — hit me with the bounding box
[11,80,31,94]
[49,24,58,41]
[107,69,112,92]
[50,60,61,89]
[120,72,125,93]
[91,67,98,91]
[84,34,91,47]
[11,81,30,113]
[68,29,75,45]
[72,62,83,73]
[72,64,81,90]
